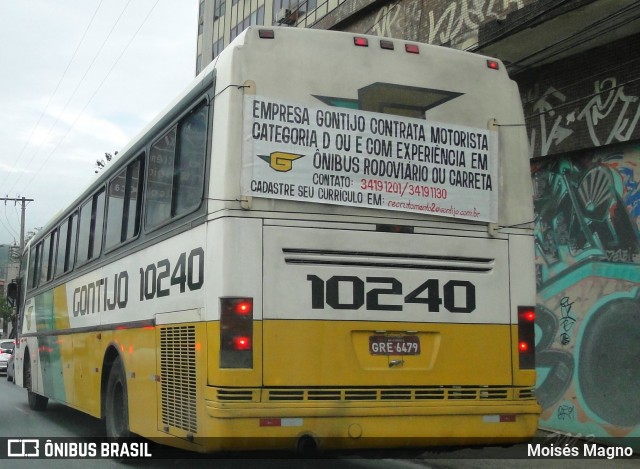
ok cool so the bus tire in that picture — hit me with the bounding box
[24,353,48,411]
[105,356,130,439]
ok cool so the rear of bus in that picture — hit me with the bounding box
[202,27,539,451]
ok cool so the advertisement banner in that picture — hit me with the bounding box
[241,95,498,222]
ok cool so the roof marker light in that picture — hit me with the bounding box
[487,59,500,70]
[405,44,420,54]
[354,37,368,47]
[380,40,394,50]
[258,29,275,39]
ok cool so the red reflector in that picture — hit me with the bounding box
[260,418,281,427]
[518,341,529,352]
[233,336,252,351]
[500,414,516,423]
[258,29,275,39]
[487,59,500,70]
[405,44,420,54]
[354,37,368,47]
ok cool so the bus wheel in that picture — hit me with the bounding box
[105,356,130,439]
[25,354,48,411]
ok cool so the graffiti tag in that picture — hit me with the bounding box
[527,76,640,157]
[559,296,577,345]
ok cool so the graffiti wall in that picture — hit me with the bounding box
[532,143,640,443]
[339,0,531,49]
[520,32,640,159]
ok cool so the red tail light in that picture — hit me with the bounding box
[233,336,252,351]
[220,298,253,368]
[518,306,535,369]
[234,301,252,315]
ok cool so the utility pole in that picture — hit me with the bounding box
[0,196,34,252]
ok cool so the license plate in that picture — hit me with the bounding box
[369,335,420,356]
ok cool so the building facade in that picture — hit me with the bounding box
[196,0,346,74]
[196,0,640,443]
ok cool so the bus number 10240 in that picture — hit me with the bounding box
[306,275,476,313]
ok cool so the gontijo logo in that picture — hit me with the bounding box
[258,151,303,172]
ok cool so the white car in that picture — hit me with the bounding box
[0,340,15,375]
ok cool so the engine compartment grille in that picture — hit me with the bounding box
[160,325,197,434]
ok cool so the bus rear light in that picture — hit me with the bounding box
[354,37,368,47]
[405,44,420,54]
[258,29,275,39]
[234,300,252,316]
[487,59,500,70]
[380,40,394,50]
[522,310,535,322]
[220,297,254,368]
[517,306,535,369]
[233,336,252,351]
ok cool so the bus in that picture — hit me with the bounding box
[10,26,539,453]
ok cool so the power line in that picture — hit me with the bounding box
[3,205,18,239]
[0,197,34,252]
[0,0,105,193]
[507,3,640,71]
[7,0,135,197]
[464,0,576,52]
[520,53,640,108]
[19,0,162,194]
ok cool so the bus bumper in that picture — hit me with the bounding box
[191,399,541,452]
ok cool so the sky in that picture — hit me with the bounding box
[0,0,199,246]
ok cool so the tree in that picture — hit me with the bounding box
[95,151,118,173]
[0,296,13,337]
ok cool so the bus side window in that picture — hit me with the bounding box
[27,243,40,290]
[174,104,208,216]
[39,231,56,284]
[55,213,78,276]
[55,217,68,277]
[76,190,106,265]
[145,101,208,230]
[105,155,144,250]
[146,128,177,228]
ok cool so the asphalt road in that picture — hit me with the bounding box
[0,375,637,468]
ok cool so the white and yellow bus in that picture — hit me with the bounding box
[11,27,539,453]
